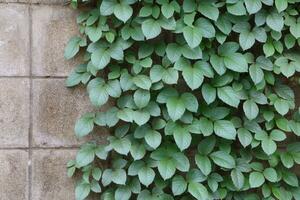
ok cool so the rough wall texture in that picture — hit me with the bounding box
[0,1,88,199]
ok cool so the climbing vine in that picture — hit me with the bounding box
[65,0,300,199]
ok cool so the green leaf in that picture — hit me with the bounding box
[275,0,288,12]
[91,180,101,193]
[65,37,81,59]
[197,136,215,154]
[270,129,286,141]
[134,89,150,109]
[95,107,119,127]
[231,169,245,190]
[76,145,95,167]
[138,166,155,186]
[244,0,262,14]
[166,97,185,121]
[166,43,182,63]
[91,48,111,69]
[249,64,264,84]
[266,12,284,32]
[75,183,91,200]
[172,175,187,196]
[89,85,109,107]
[196,18,216,38]
[263,168,278,182]
[261,138,277,155]
[199,117,214,136]
[243,99,259,120]
[217,86,240,108]
[201,84,216,104]
[188,182,209,200]
[173,127,192,151]
[145,130,162,149]
[290,23,300,38]
[95,145,108,160]
[92,168,102,181]
[67,166,76,177]
[173,152,190,172]
[115,186,131,200]
[283,171,299,187]
[162,68,179,84]
[223,53,248,73]
[281,152,294,168]
[130,142,146,160]
[227,1,246,16]
[133,75,152,90]
[195,154,212,176]
[263,42,275,57]
[274,99,289,115]
[182,65,204,90]
[249,172,265,188]
[133,110,150,125]
[161,3,174,18]
[216,15,232,35]
[106,80,122,97]
[158,158,176,180]
[114,3,133,23]
[237,128,253,147]
[111,138,131,155]
[181,93,198,113]
[210,151,235,169]
[86,26,102,42]
[210,54,226,75]
[112,169,127,185]
[239,31,255,50]
[75,113,95,137]
[100,0,117,15]
[198,1,219,21]
[183,26,202,48]
[117,108,134,122]
[142,19,161,39]
[214,120,237,140]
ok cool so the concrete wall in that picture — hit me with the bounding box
[0,1,88,199]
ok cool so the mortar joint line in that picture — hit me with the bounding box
[0,2,69,6]
[28,3,33,200]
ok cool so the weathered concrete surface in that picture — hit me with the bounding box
[0,0,66,3]
[0,78,30,148]
[29,0,68,4]
[0,150,28,200]
[0,4,30,76]
[32,5,80,76]
[32,79,109,147]
[31,150,76,200]
[0,0,18,2]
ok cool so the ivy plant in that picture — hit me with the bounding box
[65,0,300,199]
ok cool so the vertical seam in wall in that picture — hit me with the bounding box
[28,3,33,200]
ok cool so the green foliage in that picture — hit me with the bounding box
[65,0,300,199]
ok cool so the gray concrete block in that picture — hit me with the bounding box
[0,78,29,148]
[31,149,76,200]
[31,5,80,76]
[0,150,28,200]
[32,79,109,147]
[0,4,30,76]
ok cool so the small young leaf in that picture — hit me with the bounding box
[142,19,161,39]
[214,120,237,140]
[172,175,187,196]
[210,151,236,169]
[249,172,265,188]
[243,99,259,120]
[75,113,95,137]
[188,182,209,200]
[75,183,91,200]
